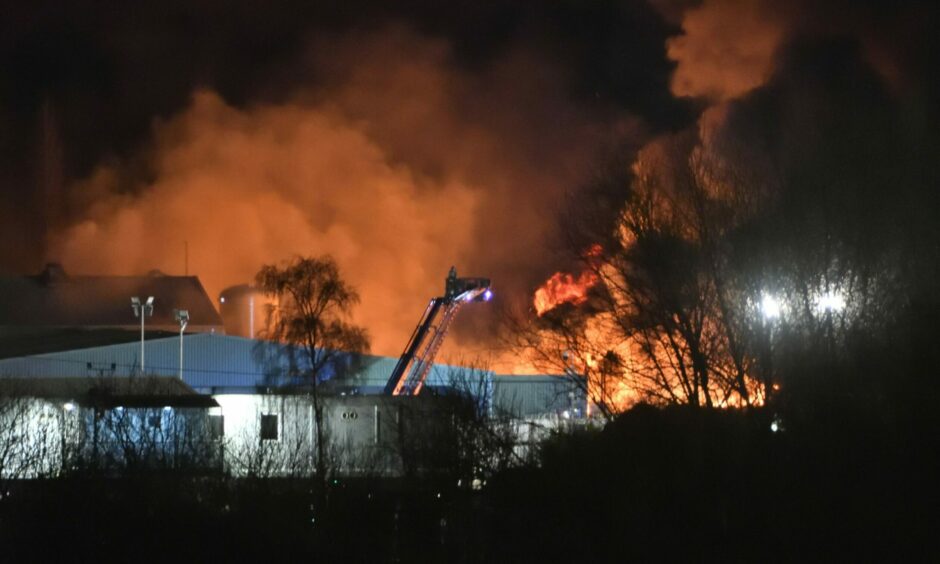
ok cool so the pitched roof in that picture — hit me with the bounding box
[0,264,222,329]
[0,328,178,360]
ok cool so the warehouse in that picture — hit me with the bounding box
[0,332,586,477]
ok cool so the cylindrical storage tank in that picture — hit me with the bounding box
[218,284,273,338]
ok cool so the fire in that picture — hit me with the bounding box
[533,271,599,316]
[533,244,603,316]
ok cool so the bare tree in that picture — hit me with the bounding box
[0,394,58,489]
[509,133,783,410]
[90,406,218,474]
[504,298,627,421]
[255,255,370,494]
[439,363,530,484]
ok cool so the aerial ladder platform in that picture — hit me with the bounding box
[384,267,491,396]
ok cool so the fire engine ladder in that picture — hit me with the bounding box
[384,297,444,396]
[384,268,491,396]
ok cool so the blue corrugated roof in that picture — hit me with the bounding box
[0,334,490,391]
[0,334,582,416]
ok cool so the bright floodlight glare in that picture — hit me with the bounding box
[63,401,76,412]
[818,291,846,313]
[145,296,154,306]
[761,294,782,320]
[483,289,493,301]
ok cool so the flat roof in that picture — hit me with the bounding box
[0,376,219,408]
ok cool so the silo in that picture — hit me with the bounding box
[218,284,272,338]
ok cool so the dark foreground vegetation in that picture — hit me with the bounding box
[3,388,936,562]
[1,414,934,562]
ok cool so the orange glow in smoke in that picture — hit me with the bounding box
[50,29,622,361]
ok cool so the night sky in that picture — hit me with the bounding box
[1,0,936,358]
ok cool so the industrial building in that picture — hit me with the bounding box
[0,266,588,479]
[0,333,586,476]
[0,263,223,333]
[0,375,220,478]
[0,341,586,478]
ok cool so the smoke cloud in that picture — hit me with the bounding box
[53,27,637,359]
[665,0,786,101]
[661,0,935,103]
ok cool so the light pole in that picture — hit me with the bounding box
[131,296,154,375]
[174,309,189,381]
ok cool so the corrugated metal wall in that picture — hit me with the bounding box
[492,375,586,417]
[0,334,265,387]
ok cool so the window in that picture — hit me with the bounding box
[209,415,224,439]
[260,414,279,441]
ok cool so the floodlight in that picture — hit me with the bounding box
[761,294,782,320]
[817,291,845,313]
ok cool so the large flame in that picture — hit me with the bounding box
[533,271,599,317]
[533,244,602,316]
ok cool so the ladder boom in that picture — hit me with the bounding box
[385,268,491,396]
[384,298,445,395]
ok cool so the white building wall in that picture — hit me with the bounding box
[215,394,316,477]
[213,394,413,478]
